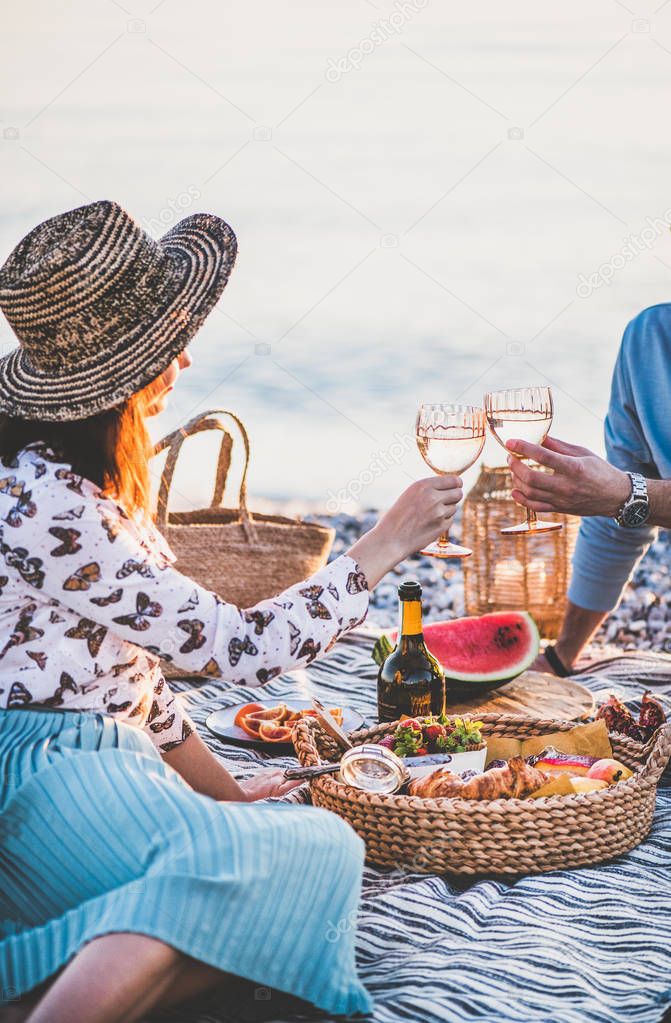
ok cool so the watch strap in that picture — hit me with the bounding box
[615,471,649,527]
[628,471,647,501]
[544,644,572,678]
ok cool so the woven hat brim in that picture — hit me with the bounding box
[0,213,237,421]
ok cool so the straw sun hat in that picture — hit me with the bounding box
[0,200,237,421]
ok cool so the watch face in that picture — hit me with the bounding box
[623,500,649,526]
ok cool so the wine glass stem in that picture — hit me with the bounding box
[437,532,451,547]
[526,507,537,528]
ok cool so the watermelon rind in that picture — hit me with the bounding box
[372,633,394,668]
[371,612,539,685]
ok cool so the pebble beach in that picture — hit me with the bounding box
[318,510,671,653]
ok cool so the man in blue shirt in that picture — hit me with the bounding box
[506,304,671,675]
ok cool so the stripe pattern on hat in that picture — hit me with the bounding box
[0,200,237,421]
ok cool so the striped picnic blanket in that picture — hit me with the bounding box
[162,630,671,1023]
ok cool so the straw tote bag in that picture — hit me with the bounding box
[153,409,335,611]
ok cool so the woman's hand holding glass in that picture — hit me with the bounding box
[414,403,486,558]
[348,475,463,588]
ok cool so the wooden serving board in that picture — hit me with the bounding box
[445,671,595,722]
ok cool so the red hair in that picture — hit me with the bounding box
[0,391,154,519]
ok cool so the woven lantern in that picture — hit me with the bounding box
[461,465,580,640]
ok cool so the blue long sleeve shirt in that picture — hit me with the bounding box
[568,304,671,612]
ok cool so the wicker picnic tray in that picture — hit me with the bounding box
[292,715,671,876]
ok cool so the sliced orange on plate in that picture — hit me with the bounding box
[233,702,264,728]
[234,702,346,743]
[239,716,264,739]
[245,704,287,723]
[299,707,343,725]
[258,722,294,743]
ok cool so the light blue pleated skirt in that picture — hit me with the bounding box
[0,708,373,1016]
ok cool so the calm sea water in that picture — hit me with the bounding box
[2,0,671,512]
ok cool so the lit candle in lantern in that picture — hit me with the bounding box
[528,558,547,593]
[492,558,524,604]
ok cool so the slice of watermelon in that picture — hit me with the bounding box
[372,611,539,684]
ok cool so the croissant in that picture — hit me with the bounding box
[408,756,549,800]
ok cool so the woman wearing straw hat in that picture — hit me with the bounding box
[0,201,463,1022]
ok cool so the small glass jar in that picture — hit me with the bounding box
[338,744,408,794]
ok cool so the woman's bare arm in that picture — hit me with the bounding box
[161,730,248,801]
[161,729,303,802]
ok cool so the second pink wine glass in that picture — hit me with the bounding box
[484,385,562,536]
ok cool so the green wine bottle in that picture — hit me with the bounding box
[376,581,446,723]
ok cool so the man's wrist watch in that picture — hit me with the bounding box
[614,471,650,528]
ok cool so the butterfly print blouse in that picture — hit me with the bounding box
[0,443,369,751]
